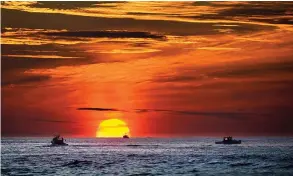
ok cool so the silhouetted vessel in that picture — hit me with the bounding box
[215,136,241,144]
[51,134,68,146]
[123,134,129,139]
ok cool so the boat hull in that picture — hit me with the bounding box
[50,143,68,146]
[215,140,241,144]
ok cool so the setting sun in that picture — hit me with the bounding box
[96,119,130,138]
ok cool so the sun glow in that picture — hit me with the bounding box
[96,119,130,138]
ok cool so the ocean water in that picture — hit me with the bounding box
[1,137,293,176]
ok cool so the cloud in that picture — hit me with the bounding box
[30,1,126,10]
[218,3,290,17]
[77,107,122,111]
[1,8,274,37]
[1,75,51,87]
[151,60,293,85]
[30,2,100,10]
[1,27,167,45]
[197,47,241,51]
[208,61,293,78]
[42,31,166,40]
[153,75,205,83]
[1,55,90,72]
[2,54,81,59]
[77,107,257,119]
[135,108,258,118]
[193,2,293,25]
[98,48,160,54]
[34,118,77,123]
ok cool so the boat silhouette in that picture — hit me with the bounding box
[51,134,68,146]
[123,134,129,139]
[215,136,241,144]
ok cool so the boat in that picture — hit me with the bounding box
[215,136,241,144]
[51,134,68,146]
[123,134,129,139]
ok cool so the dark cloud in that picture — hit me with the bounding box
[192,2,293,10]
[218,4,291,17]
[135,108,259,119]
[77,107,258,119]
[77,107,122,111]
[31,2,99,10]
[1,75,51,87]
[42,31,166,40]
[1,44,93,72]
[153,75,205,83]
[191,2,293,25]
[208,61,293,78]
[191,1,213,6]
[1,44,60,55]
[152,61,293,84]
[129,42,151,48]
[30,1,126,10]
[1,50,93,88]
[1,8,273,36]
[127,12,174,16]
[249,18,293,25]
[1,55,90,72]
[34,118,77,123]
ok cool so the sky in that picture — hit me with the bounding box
[1,1,293,137]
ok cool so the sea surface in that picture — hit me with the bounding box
[1,137,293,176]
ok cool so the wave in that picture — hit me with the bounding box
[245,154,269,160]
[189,168,199,173]
[230,162,253,167]
[208,161,224,165]
[2,167,31,175]
[126,144,160,148]
[62,160,92,167]
[1,168,12,175]
[13,157,29,162]
[222,154,268,160]
[129,173,153,176]
[177,168,199,174]
[281,164,293,169]
[127,154,158,158]
[221,155,239,160]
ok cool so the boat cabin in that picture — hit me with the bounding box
[223,136,233,141]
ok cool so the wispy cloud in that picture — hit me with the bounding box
[2,54,81,59]
[197,47,241,51]
[34,118,77,123]
[98,48,160,54]
[1,28,167,45]
[1,55,89,71]
[77,107,122,112]
[43,31,166,40]
[77,107,258,119]
[1,75,51,87]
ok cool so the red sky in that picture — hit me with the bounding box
[1,1,293,137]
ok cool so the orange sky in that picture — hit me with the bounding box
[2,1,293,137]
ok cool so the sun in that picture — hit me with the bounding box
[96,119,130,138]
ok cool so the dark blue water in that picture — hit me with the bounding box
[1,137,293,175]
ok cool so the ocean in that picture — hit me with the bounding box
[1,137,293,175]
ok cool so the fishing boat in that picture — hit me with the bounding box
[123,134,129,139]
[215,136,241,144]
[51,134,68,146]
